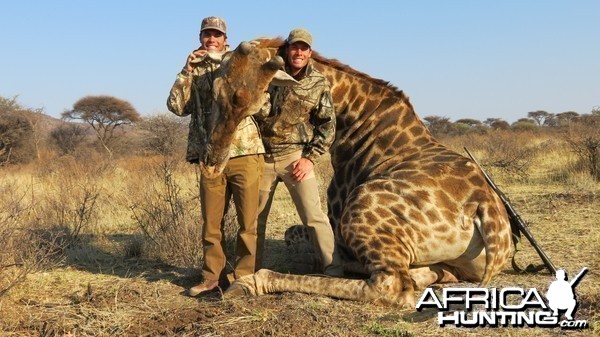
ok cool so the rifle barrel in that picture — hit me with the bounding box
[569,267,589,287]
[464,147,557,274]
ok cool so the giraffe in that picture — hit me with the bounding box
[205,39,513,307]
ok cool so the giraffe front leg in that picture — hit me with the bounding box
[225,268,419,308]
[224,269,293,298]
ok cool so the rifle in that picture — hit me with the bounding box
[569,267,588,288]
[464,147,557,274]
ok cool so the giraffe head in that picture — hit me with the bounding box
[201,41,297,177]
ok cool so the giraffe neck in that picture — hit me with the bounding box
[256,38,438,179]
[312,60,437,178]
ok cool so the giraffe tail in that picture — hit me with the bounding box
[475,201,511,287]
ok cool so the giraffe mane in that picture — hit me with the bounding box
[254,37,408,100]
[311,54,404,96]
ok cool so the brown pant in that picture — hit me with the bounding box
[200,154,264,281]
[256,151,342,275]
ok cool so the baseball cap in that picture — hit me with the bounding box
[201,16,227,34]
[286,28,312,47]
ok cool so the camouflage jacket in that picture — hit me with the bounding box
[257,60,335,163]
[166,50,265,163]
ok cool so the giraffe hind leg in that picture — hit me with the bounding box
[369,267,417,307]
[284,225,321,274]
[409,264,460,290]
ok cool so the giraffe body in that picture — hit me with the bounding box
[207,39,512,307]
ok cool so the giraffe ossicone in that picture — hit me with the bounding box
[206,39,512,308]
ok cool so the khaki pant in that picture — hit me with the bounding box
[200,154,264,281]
[256,150,342,275]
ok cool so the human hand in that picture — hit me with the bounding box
[290,157,314,182]
[184,49,207,72]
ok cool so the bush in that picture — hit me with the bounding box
[451,130,540,179]
[0,112,35,165]
[138,114,188,156]
[50,122,89,155]
[0,177,67,297]
[129,159,204,268]
[565,115,600,181]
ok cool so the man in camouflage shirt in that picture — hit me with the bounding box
[255,28,343,276]
[167,17,265,296]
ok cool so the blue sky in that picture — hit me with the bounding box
[1,1,598,123]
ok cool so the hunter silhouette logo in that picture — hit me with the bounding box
[415,267,590,329]
[546,267,588,321]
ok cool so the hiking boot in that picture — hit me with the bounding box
[188,279,219,297]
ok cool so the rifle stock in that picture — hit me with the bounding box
[464,147,557,274]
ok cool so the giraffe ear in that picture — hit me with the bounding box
[270,70,299,87]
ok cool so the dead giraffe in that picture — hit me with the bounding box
[206,39,513,307]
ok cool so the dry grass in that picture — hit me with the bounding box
[0,136,598,336]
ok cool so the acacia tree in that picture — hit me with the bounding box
[555,111,580,126]
[62,95,140,157]
[527,110,553,126]
[511,118,538,131]
[483,118,510,130]
[423,115,456,136]
[455,118,482,127]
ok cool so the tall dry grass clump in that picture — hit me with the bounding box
[127,156,204,268]
[124,156,243,270]
[0,166,84,297]
[1,153,232,296]
[564,116,600,181]
[0,177,37,296]
[442,130,544,183]
[441,126,600,190]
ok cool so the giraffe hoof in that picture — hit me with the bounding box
[398,293,417,309]
[223,280,256,298]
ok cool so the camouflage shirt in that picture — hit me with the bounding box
[166,50,265,163]
[257,60,335,163]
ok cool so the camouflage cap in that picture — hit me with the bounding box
[286,28,312,47]
[201,16,227,34]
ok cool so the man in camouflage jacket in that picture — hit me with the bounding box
[255,28,343,276]
[167,17,264,296]
[258,61,334,164]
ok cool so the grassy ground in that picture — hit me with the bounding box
[0,153,598,336]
